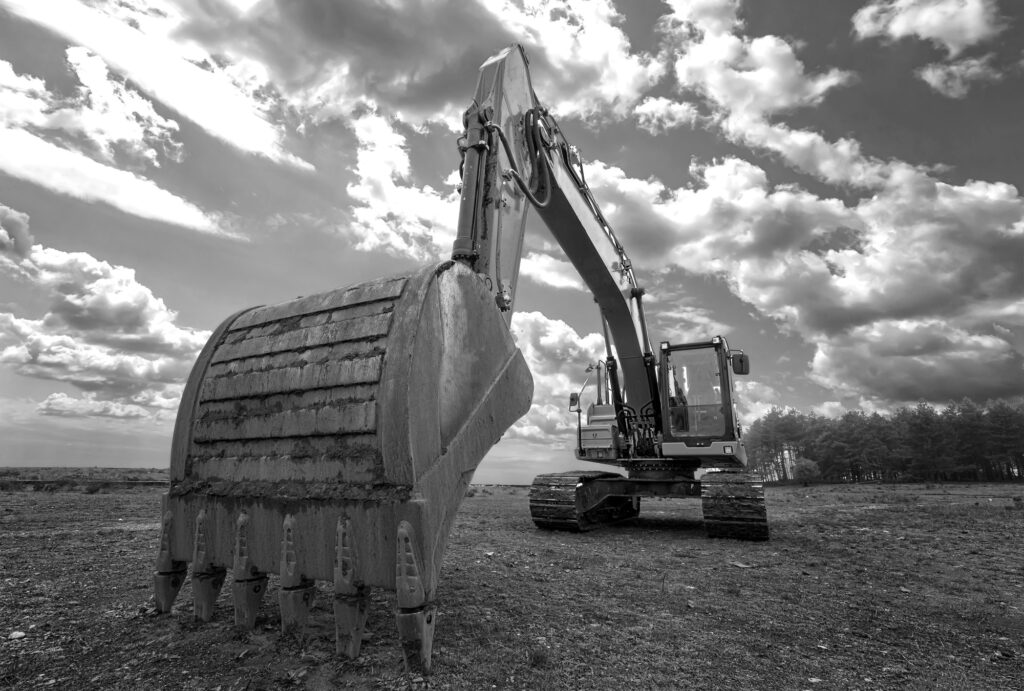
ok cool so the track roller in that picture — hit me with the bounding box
[700,472,769,541]
[529,471,639,531]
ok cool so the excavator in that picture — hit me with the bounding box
[152,44,768,674]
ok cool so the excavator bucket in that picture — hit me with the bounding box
[152,260,533,672]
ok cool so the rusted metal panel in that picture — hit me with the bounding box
[211,312,394,364]
[199,355,383,401]
[228,276,405,331]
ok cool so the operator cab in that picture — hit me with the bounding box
[656,337,749,467]
[570,336,749,463]
[660,337,747,444]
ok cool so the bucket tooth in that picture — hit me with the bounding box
[395,520,435,674]
[334,516,369,658]
[191,508,226,621]
[232,511,268,629]
[279,514,315,635]
[153,497,187,612]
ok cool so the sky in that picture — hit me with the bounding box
[1,0,1022,483]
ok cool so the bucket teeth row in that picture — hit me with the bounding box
[152,510,436,672]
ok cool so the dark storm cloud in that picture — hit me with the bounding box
[279,0,517,108]
[814,323,1024,404]
[178,0,663,124]
[180,0,517,118]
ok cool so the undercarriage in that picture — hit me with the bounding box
[529,469,769,540]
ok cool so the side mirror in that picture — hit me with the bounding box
[568,392,580,411]
[731,352,750,375]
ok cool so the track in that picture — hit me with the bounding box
[700,472,770,541]
[530,470,770,539]
[528,472,639,531]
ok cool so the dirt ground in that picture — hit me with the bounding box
[1,479,1022,690]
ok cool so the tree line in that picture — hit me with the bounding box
[743,400,1024,483]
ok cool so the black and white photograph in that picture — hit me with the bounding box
[1,0,1022,688]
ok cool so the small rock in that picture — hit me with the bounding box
[8,631,26,640]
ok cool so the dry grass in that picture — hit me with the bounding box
[0,479,1021,690]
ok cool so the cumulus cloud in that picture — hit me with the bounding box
[656,5,887,188]
[733,379,784,425]
[0,204,34,259]
[0,126,224,234]
[38,392,149,419]
[0,308,194,398]
[584,157,861,271]
[917,53,1003,97]
[0,209,209,419]
[661,0,742,37]
[0,55,224,233]
[659,1,851,123]
[489,0,666,121]
[624,1,1023,410]
[0,59,50,127]
[171,0,663,127]
[634,97,700,134]
[722,119,890,188]
[0,0,309,168]
[853,0,1006,58]
[343,111,459,259]
[520,252,584,291]
[671,32,853,121]
[644,278,734,345]
[47,47,184,167]
[812,401,848,419]
[579,151,1024,406]
[507,311,605,444]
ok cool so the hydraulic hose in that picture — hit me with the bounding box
[486,108,552,208]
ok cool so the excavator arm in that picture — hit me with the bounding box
[451,44,657,416]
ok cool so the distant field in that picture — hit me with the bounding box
[0,466,168,490]
[1,479,1022,689]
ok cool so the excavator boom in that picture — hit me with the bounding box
[453,45,651,407]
